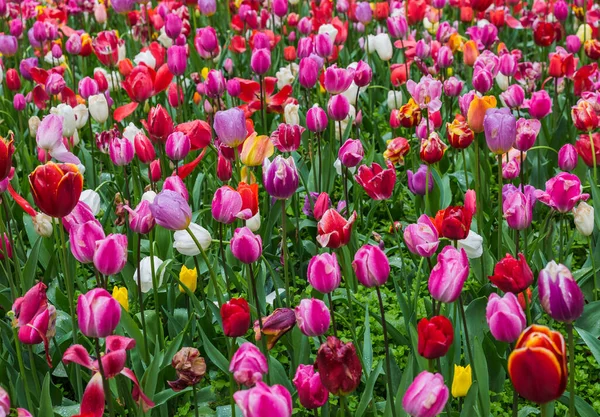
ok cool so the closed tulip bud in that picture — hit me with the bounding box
[13,94,25,111]
[163,176,189,199]
[230,227,262,264]
[234,382,292,417]
[489,253,533,294]
[407,164,434,196]
[133,133,155,164]
[149,160,162,182]
[133,256,166,293]
[214,108,248,148]
[216,152,232,182]
[77,288,121,338]
[221,298,251,337]
[164,14,183,39]
[45,73,66,96]
[150,190,192,230]
[428,246,469,303]
[576,133,600,168]
[327,94,350,121]
[205,70,226,98]
[420,132,447,164]
[417,315,454,359]
[293,364,329,409]
[109,137,135,166]
[167,45,187,76]
[437,46,454,68]
[403,371,449,417]
[353,60,372,87]
[6,69,20,91]
[178,265,198,293]
[451,365,472,398]
[144,105,174,143]
[472,69,493,93]
[500,84,525,109]
[514,118,540,151]
[558,144,578,171]
[338,139,364,167]
[503,189,533,230]
[486,292,526,343]
[467,95,497,133]
[566,35,581,54]
[88,94,109,124]
[263,156,299,199]
[307,253,341,293]
[111,286,129,311]
[230,341,269,386]
[79,77,99,99]
[315,33,333,58]
[173,222,211,256]
[446,118,474,149]
[484,108,517,154]
[538,261,584,323]
[198,0,216,15]
[241,133,275,166]
[251,49,271,75]
[443,77,463,97]
[317,209,357,248]
[295,298,330,337]
[508,325,567,404]
[404,214,439,257]
[573,201,594,236]
[168,348,207,391]
[165,132,191,162]
[306,105,328,133]
[226,79,241,98]
[352,244,390,287]
[498,53,517,77]
[298,57,319,89]
[315,336,362,396]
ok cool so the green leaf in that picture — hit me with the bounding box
[199,327,229,374]
[362,303,373,374]
[518,406,540,417]
[355,361,383,417]
[268,356,293,393]
[408,325,428,372]
[460,381,480,417]
[465,297,488,347]
[39,373,55,417]
[473,338,490,417]
[576,301,600,338]
[23,237,42,290]
[141,340,164,401]
[117,308,149,363]
[576,327,600,366]
[559,393,600,417]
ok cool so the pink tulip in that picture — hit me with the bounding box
[428,246,469,303]
[514,118,541,151]
[109,137,135,166]
[77,288,122,338]
[229,342,268,387]
[403,214,440,257]
[295,298,331,337]
[271,123,305,153]
[298,57,320,89]
[338,139,364,167]
[230,227,262,264]
[251,48,271,75]
[327,94,350,121]
[165,132,191,162]
[406,75,443,112]
[293,364,329,409]
[211,186,253,224]
[524,90,552,119]
[93,233,128,276]
[486,293,526,343]
[402,371,449,417]
[535,172,589,213]
[62,201,96,233]
[234,382,292,417]
[352,244,390,287]
[558,144,578,171]
[306,105,328,133]
[163,175,189,201]
[503,186,533,230]
[70,220,106,263]
[500,84,525,109]
[307,253,341,293]
[125,200,155,234]
[323,65,354,94]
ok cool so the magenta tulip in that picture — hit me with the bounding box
[234,382,292,417]
[229,342,268,387]
[428,246,469,303]
[77,288,122,338]
[293,364,329,409]
[93,233,128,276]
[263,156,299,200]
[402,371,449,417]
[295,298,331,337]
[307,253,341,294]
[165,132,191,162]
[230,227,262,264]
[69,220,106,263]
[352,245,390,287]
[535,172,589,213]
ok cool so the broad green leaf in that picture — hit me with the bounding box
[356,361,383,417]
[23,237,42,290]
[518,406,540,417]
[199,327,229,374]
[576,327,600,366]
[39,373,55,417]
[559,393,600,417]
[473,338,490,417]
[576,302,600,338]
[460,381,480,417]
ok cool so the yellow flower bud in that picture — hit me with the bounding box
[452,364,472,397]
[112,286,129,312]
[179,265,198,294]
[201,67,210,81]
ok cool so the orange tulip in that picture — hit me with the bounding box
[29,162,83,218]
[462,40,479,67]
[0,133,15,182]
[508,325,567,404]
[238,182,259,216]
[467,95,497,133]
[240,133,274,166]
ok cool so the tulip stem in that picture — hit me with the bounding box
[27,345,41,394]
[281,200,290,307]
[259,75,267,132]
[192,383,200,417]
[376,286,398,417]
[425,164,431,215]
[567,323,576,417]
[461,149,469,188]
[474,135,486,278]
[136,234,150,363]
[95,338,116,417]
[148,231,165,349]
[219,223,230,295]
[459,295,485,417]
[589,132,597,184]
[58,222,84,399]
[590,237,598,302]
[248,262,270,384]
[339,396,346,417]
[497,154,503,261]
[185,227,224,307]
[540,403,548,417]
[327,292,337,337]
[13,327,34,412]
[338,121,350,209]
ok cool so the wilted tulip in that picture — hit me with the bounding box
[254,308,296,350]
[315,336,362,396]
[168,348,207,391]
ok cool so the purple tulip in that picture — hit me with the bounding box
[163,175,189,201]
[77,288,122,338]
[230,227,262,264]
[149,190,192,230]
[164,13,183,39]
[407,165,434,196]
[307,253,341,294]
[503,186,533,230]
[0,34,17,56]
[404,214,440,257]
[538,261,584,323]
[93,233,128,276]
[428,246,469,303]
[295,298,331,337]
[213,108,248,148]
[486,293,526,343]
[483,108,517,154]
[402,371,449,417]
[263,156,299,200]
[352,244,390,287]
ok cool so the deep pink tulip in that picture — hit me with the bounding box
[298,57,319,89]
[338,139,364,167]
[211,186,252,224]
[234,382,292,417]
[307,253,341,293]
[77,288,122,338]
[503,187,533,230]
[79,77,99,99]
[403,214,440,257]
[293,364,329,409]
[558,144,578,171]
[486,293,526,343]
[524,90,552,119]
[295,298,331,337]
[251,48,271,75]
[353,60,372,87]
[125,200,155,234]
[500,84,525,109]
[271,123,305,153]
[165,132,191,162]
[352,244,390,287]
[402,371,449,417]
[327,94,350,121]
[230,227,262,264]
[323,65,354,94]
[534,172,589,213]
[70,220,106,263]
[62,201,96,233]
[306,105,328,133]
[163,175,189,201]
[93,233,128,276]
[428,246,469,303]
[109,137,135,166]
[229,342,268,387]
[315,33,333,58]
[354,161,396,200]
[514,118,541,151]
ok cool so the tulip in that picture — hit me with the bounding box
[88,94,109,124]
[263,156,299,200]
[428,246,469,303]
[446,118,474,149]
[0,387,9,415]
[251,49,271,75]
[77,288,121,338]
[306,105,328,133]
[234,382,292,417]
[538,261,584,323]
[213,108,248,148]
[573,201,594,236]
[406,75,443,113]
[108,137,135,166]
[316,209,357,248]
[352,245,390,287]
[327,94,350,121]
[168,348,207,391]
[125,200,155,234]
[508,325,567,403]
[467,95,497,133]
[383,137,410,165]
[315,336,362,396]
[307,253,341,293]
[150,190,192,230]
[575,132,600,168]
[254,308,297,350]
[62,201,96,233]
[173,223,211,256]
[535,172,589,213]
[29,162,83,218]
[571,100,599,132]
[472,69,494,93]
[514,118,541,151]
[354,161,396,200]
[295,298,331,337]
[69,220,106,263]
[298,57,320,89]
[566,35,581,54]
[452,365,472,398]
[230,227,262,264]
[419,132,447,164]
[271,124,305,153]
[164,176,189,202]
[433,205,472,240]
[211,186,253,224]
[133,256,165,293]
[503,188,533,230]
[293,364,329,409]
[489,253,533,294]
[483,108,516,154]
[417,315,454,359]
[486,293,526,343]
[143,105,174,143]
[0,134,15,182]
[93,233,128,276]
[165,132,191,162]
[524,90,552,120]
[558,144,578,171]
[241,134,275,166]
[404,214,440,257]
[221,298,251,337]
[178,265,198,293]
[402,371,449,417]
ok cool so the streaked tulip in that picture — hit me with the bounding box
[230,227,262,264]
[295,298,330,337]
[77,288,122,338]
[538,261,584,323]
[93,233,128,276]
[307,253,341,293]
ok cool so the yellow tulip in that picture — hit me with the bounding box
[112,286,129,312]
[452,364,472,397]
[201,67,210,81]
[179,265,198,294]
[467,95,497,134]
[240,133,274,167]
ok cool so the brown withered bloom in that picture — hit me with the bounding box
[168,347,207,391]
[254,308,296,350]
[315,336,362,396]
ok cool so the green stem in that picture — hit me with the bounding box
[192,384,200,417]
[523,287,532,325]
[474,136,486,277]
[340,396,346,417]
[461,149,469,188]
[541,402,548,417]
[424,164,431,215]
[95,338,115,417]
[281,201,290,307]
[567,323,575,417]
[589,132,597,184]
[13,328,34,411]
[249,263,270,383]
[459,295,485,416]
[136,234,150,362]
[327,292,337,337]
[590,237,597,302]
[376,286,397,417]
[497,154,503,261]
[186,227,224,307]
[27,346,41,394]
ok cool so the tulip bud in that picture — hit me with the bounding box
[230,227,262,264]
[558,144,578,171]
[573,201,594,236]
[149,160,162,182]
[109,137,135,166]
[295,298,330,337]
[263,156,299,199]
[293,365,329,410]
[451,365,472,398]
[403,371,449,417]
[538,261,584,323]
[420,132,447,164]
[216,152,233,182]
[165,132,191,162]
[298,57,319,89]
[230,342,269,387]
[486,292,526,343]
[306,105,328,133]
[251,49,271,75]
[352,244,390,287]
[338,139,364,167]
[307,253,341,293]
[88,94,109,124]
[327,94,350,121]
[77,288,121,338]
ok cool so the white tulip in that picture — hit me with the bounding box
[458,230,483,259]
[80,190,101,216]
[134,50,156,69]
[387,90,403,109]
[51,104,77,137]
[318,24,338,43]
[74,104,89,130]
[135,256,166,293]
[276,65,296,90]
[573,202,594,237]
[173,222,212,256]
[29,116,41,137]
[33,213,54,238]
[123,123,141,144]
[89,94,109,124]
[246,212,261,232]
[141,190,157,203]
[284,103,300,126]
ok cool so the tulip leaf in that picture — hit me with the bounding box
[576,301,600,338]
[576,327,600,369]
[518,406,540,417]
[362,303,373,374]
[199,326,229,374]
[355,361,383,417]
[408,325,428,372]
[473,337,490,417]
[559,392,600,417]
[39,373,55,417]
[587,171,600,231]
[117,308,149,363]
[23,236,42,290]
[268,356,293,393]
[460,381,480,417]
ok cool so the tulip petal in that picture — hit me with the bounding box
[63,344,94,370]
[105,335,136,352]
[80,373,105,417]
[114,102,139,122]
[121,367,155,411]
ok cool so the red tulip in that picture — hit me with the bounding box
[221,298,251,337]
[354,161,396,200]
[489,253,534,294]
[142,105,174,143]
[432,205,472,241]
[316,208,357,249]
[92,31,121,67]
[575,133,600,167]
[417,316,454,359]
[315,336,362,396]
[29,162,83,218]
[0,133,15,182]
[533,22,555,47]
